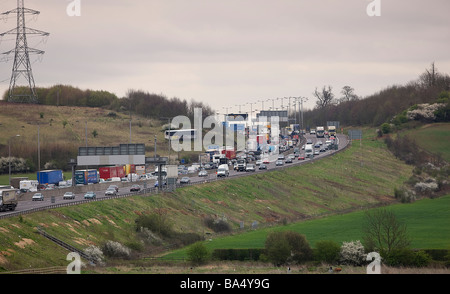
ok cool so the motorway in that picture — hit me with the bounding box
[0,133,348,219]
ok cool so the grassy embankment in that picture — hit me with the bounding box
[402,123,450,162]
[0,127,427,271]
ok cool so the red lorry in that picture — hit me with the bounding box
[99,166,125,180]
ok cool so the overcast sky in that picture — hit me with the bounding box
[1,0,449,113]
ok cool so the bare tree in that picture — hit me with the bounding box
[362,208,410,255]
[419,62,439,88]
[313,85,335,109]
[339,85,359,103]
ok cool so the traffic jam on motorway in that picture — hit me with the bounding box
[0,125,345,216]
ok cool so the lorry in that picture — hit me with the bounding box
[316,126,325,138]
[74,169,99,185]
[213,153,228,166]
[19,180,38,192]
[0,189,18,212]
[216,164,230,177]
[37,170,64,185]
[99,166,125,180]
[328,125,336,137]
[305,144,314,159]
[236,158,247,171]
[221,149,236,160]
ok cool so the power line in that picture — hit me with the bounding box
[0,0,49,103]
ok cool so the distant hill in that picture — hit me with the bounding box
[0,102,196,173]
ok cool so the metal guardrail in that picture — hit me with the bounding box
[0,135,350,220]
[36,227,95,263]
[0,266,67,275]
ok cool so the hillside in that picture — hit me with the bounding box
[0,128,422,272]
[0,101,197,173]
[403,123,450,162]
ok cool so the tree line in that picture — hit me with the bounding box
[301,63,450,128]
[2,85,214,120]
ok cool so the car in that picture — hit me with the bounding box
[180,177,191,184]
[314,143,321,148]
[255,160,262,166]
[259,164,267,170]
[198,170,208,177]
[63,192,75,200]
[314,150,320,155]
[275,160,284,166]
[285,158,293,163]
[108,185,119,192]
[298,156,305,160]
[263,158,270,164]
[105,188,117,196]
[32,193,44,201]
[130,185,141,192]
[246,164,256,172]
[84,191,96,200]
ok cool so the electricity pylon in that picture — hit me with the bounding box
[1,0,49,103]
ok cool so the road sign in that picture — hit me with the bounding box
[348,129,362,140]
[145,157,168,164]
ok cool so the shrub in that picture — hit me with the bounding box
[383,249,431,267]
[135,213,174,238]
[187,242,210,265]
[83,245,105,265]
[340,240,366,266]
[212,249,264,261]
[102,240,131,259]
[314,240,341,264]
[381,123,391,134]
[203,216,232,233]
[265,231,313,266]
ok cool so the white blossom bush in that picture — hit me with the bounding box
[406,103,446,121]
[340,240,366,266]
[102,240,131,259]
[84,245,105,265]
[414,180,439,193]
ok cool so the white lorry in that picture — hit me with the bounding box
[216,164,230,177]
[305,144,314,159]
[19,180,38,192]
[316,126,325,138]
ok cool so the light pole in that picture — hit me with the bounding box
[9,134,20,187]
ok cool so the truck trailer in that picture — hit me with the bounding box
[37,170,64,185]
[328,125,336,136]
[74,169,99,185]
[0,189,18,212]
[99,166,125,180]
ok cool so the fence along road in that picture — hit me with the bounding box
[0,133,349,220]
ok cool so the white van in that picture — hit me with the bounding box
[216,164,229,177]
[19,180,38,192]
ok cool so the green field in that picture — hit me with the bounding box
[404,123,450,162]
[164,194,450,260]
